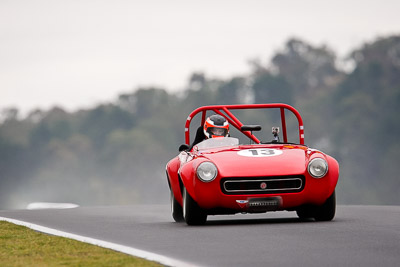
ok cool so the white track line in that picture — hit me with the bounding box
[26,202,79,210]
[0,216,196,267]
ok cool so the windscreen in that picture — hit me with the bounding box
[196,137,239,149]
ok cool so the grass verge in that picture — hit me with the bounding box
[0,221,162,267]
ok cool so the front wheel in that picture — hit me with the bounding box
[170,190,184,222]
[314,190,336,221]
[296,190,336,221]
[183,187,207,225]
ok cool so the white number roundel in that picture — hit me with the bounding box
[237,148,283,157]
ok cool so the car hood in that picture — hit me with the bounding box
[197,145,309,177]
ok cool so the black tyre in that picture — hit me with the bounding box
[296,190,336,221]
[314,190,336,221]
[182,187,207,225]
[296,205,315,220]
[170,190,184,222]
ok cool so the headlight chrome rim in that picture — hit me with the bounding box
[196,161,218,182]
[308,158,328,178]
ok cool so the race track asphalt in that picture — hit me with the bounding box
[1,205,399,266]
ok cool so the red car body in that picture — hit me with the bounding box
[166,104,339,225]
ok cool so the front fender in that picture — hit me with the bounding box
[325,155,339,197]
[166,156,182,204]
[179,158,208,203]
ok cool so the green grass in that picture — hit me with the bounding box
[0,221,162,267]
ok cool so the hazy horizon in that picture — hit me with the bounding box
[1,0,400,115]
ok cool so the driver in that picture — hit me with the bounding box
[204,114,229,138]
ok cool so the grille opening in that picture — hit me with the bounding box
[221,176,304,195]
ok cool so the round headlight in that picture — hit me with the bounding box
[196,162,218,182]
[308,158,328,178]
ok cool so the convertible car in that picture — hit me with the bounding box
[166,104,339,225]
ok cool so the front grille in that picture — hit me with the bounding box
[221,175,305,195]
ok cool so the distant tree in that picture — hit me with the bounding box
[337,36,400,100]
[0,110,37,208]
[272,38,343,101]
[27,109,45,124]
[0,108,19,122]
[129,88,170,119]
[251,70,293,105]
[188,72,207,91]
[332,35,400,204]
[182,73,220,109]
[78,104,135,148]
[216,77,247,104]
[29,107,72,147]
[333,36,400,142]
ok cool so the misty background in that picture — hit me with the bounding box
[1,35,400,209]
[1,1,400,209]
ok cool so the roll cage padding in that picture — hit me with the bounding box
[184,103,305,145]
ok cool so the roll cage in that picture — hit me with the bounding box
[185,103,305,146]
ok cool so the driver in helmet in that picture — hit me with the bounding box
[186,114,230,151]
[204,114,229,138]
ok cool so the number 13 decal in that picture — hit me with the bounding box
[238,149,283,157]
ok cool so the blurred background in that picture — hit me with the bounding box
[1,0,399,209]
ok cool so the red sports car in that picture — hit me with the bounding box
[166,104,339,225]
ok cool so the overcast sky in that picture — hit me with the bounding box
[1,0,399,115]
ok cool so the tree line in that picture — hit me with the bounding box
[1,35,399,209]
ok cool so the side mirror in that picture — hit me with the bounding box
[179,144,189,152]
